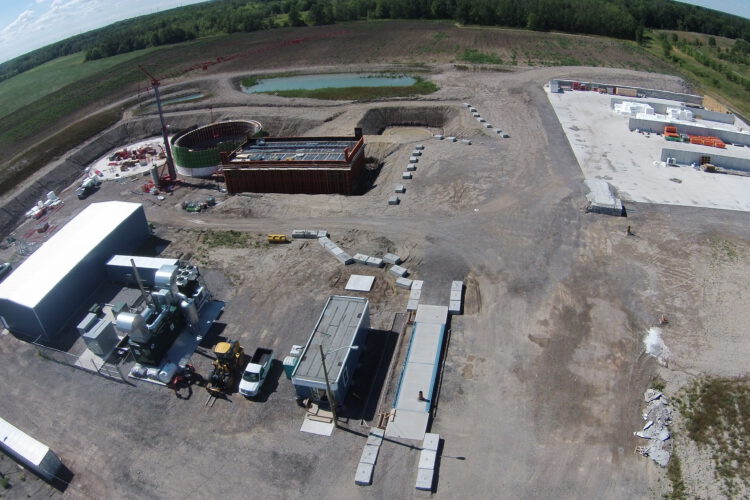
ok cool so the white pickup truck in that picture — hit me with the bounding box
[239,347,273,397]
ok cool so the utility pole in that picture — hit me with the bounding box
[319,344,339,428]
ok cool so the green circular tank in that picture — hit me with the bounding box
[171,120,262,177]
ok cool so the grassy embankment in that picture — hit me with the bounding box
[644,30,750,119]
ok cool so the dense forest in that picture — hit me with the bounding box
[2,0,750,82]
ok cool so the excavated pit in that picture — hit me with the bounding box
[357,106,456,135]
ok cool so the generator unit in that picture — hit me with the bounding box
[116,262,211,366]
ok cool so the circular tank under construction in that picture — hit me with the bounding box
[171,120,262,177]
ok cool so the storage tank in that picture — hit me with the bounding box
[171,120,262,177]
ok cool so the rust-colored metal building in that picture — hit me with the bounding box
[221,130,366,195]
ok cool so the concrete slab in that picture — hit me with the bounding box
[367,432,383,447]
[396,363,436,412]
[355,463,374,486]
[385,409,429,440]
[300,417,334,436]
[412,280,424,290]
[407,323,445,365]
[449,300,462,314]
[548,89,750,212]
[416,468,434,491]
[422,432,440,451]
[402,172,412,179]
[407,299,419,311]
[345,275,375,292]
[450,290,462,301]
[360,444,379,465]
[415,305,448,325]
[451,280,463,292]
[409,289,421,301]
[418,449,437,470]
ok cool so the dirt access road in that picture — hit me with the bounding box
[1,63,745,499]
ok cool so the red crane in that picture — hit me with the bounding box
[137,30,348,184]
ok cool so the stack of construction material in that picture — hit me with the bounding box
[292,229,327,239]
[318,237,353,265]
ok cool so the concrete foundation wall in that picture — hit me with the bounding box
[629,117,750,146]
[551,79,703,104]
[661,148,750,172]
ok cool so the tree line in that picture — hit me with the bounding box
[2,0,750,82]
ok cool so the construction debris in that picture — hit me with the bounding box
[634,389,673,467]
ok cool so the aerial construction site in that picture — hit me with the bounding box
[2,22,750,500]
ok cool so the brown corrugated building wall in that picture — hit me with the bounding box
[221,130,366,195]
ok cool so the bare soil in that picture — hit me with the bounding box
[0,54,740,500]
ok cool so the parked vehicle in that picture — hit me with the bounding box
[239,347,273,397]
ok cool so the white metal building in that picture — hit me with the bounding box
[0,201,149,342]
[0,416,65,485]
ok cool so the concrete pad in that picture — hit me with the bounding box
[355,463,374,486]
[360,444,379,465]
[418,449,437,470]
[416,468,434,491]
[409,289,421,301]
[407,164,417,171]
[415,305,448,325]
[408,323,445,365]
[422,432,440,451]
[547,89,750,212]
[402,172,412,179]
[412,280,424,290]
[451,280,463,291]
[300,417,334,436]
[407,299,419,311]
[385,409,429,440]
[450,290,462,301]
[395,362,437,412]
[345,275,375,292]
[449,300,462,314]
[367,432,383,447]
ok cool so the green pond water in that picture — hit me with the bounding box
[244,73,417,93]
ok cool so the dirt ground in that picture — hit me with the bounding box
[0,61,745,500]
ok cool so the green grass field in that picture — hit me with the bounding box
[0,48,157,120]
